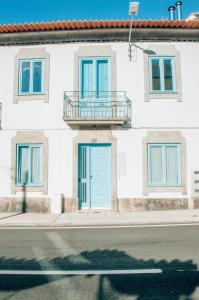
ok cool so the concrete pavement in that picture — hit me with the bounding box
[0,212,20,220]
[0,209,199,227]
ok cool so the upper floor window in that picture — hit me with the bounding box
[149,57,176,93]
[16,144,42,186]
[80,57,110,98]
[147,143,181,187]
[18,59,44,95]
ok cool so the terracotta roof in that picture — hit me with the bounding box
[0,20,199,33]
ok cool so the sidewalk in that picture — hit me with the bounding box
[0,209,199,227]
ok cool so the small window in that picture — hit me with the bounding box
[16,144,42,186]
[18,59,44,95]
[149,57,176,93]
[148,143,181,186]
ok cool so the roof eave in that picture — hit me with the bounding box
[0,27,198,45]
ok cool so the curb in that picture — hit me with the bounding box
[1,221,199,228]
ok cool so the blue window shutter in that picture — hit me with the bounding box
[33,60,43,93]
[96,59,108,98]
[18,146,29,184]
[151,59,161,91]
[165,145,180,185]
[81,60,94,98]
[163,59,173,91]
[31,146,42,184]
[20,61,31,93]
[148,145,163,185]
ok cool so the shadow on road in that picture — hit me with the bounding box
[0,249,198,299]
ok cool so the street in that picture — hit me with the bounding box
[0,225,199,299]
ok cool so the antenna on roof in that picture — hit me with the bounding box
[128,2,139,61]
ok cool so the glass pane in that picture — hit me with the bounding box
[164,59,173,91]
[81,60,94,98]
[20,61,30,93]
[18,146,29,184]
[33,61,42,93]
[149,145,163,184]
[166,146,179,185]
[151,59,161,91]
[97,60,108,98]
[31,147,41,184]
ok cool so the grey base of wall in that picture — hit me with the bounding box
[118,198,189,211]
[193,198,199,209]
[0,197,50,213]
[0,197,198,213]
[63,198,78,212]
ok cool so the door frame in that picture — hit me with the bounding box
[78,143,112,210]
[73,130,117,211]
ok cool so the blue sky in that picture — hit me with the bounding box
[0,0,198,24]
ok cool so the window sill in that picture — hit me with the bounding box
[145,92,181,102]
[18,93,45,96]
[148,184,182,188]
[15,185,45,193]
[16,184,43,187]
[149,91,177,94]
[145,185,186,195]
[13,93,49,103]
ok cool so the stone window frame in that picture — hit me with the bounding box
[144,45,182,102]
[74,46,117,92]
[13,48,50,103]
[143,131,187,196]
[11,131,48,194]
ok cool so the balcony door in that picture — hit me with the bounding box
[79,57,111,117]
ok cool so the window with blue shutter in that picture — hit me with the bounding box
[148,143,181,186]
[19,59,44,95]
[80,57,109,98]
[149,57,176,93]
[16,144,42,186]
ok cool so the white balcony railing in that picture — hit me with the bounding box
[63,91,131,126]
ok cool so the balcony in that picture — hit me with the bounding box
[63,91,131,127]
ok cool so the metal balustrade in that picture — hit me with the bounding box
[63,91,131,126]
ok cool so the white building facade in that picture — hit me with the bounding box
[0,20,199,213]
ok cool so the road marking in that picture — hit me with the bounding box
[32,246,71,298]
[0,269,197,276]
[0,269,163,275]
[46,231,90,264]
[1,223,199,229]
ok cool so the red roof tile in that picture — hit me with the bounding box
[0,20,198,33]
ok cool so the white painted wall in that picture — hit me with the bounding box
[0,41,199,200]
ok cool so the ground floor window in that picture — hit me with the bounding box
[147,143,181,187]
[16,144,42,186]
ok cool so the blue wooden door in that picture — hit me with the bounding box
[78,144,111,209]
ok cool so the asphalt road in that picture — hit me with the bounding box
[0,225,199,300]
